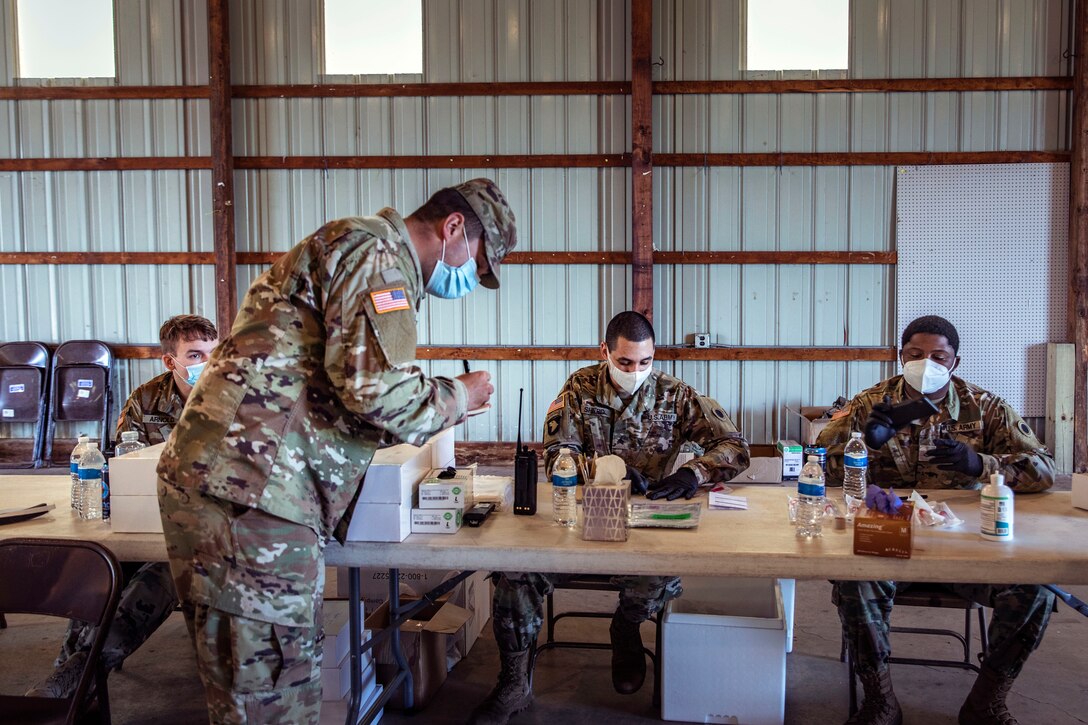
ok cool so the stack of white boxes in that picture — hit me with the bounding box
[411,465,474,534]
[346,428,456,542]
[109,442,168,533]
[319,601,384,724]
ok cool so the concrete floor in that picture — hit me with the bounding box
[1,579,1086,725]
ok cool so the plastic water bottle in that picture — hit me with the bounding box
[552,449,578,528]
[796,454,825,538]
[106,431,146,521]
[843,432,869,518]
[70,435,90,513]
[980,472,1014,542]
[78,442,105,521]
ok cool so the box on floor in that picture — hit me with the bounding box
[662,577,786,725]
[365,597,472,710]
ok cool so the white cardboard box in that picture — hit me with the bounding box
[346,502,411,542]
[110,495,163,533]
[662,577,786,725]
[1074,473,1088,511]
[427,427,456,468]
[418,466,474,509]
[320,683,383,724]
[109,441,167,496]
[321,655,377,702]
[322,600,368,667]
[410,507,462,534]
[357,443,432,506]
[726,457,784,485]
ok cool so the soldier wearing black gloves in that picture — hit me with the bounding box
[469,312,749,725]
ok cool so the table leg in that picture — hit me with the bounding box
[346,566,362,725]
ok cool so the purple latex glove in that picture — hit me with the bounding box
[864,484,904,514]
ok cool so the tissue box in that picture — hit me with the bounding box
[411,508,463,534]
[853,503,915,559]
[109,441,167,495]
[1074,473,1088,511]
[775,440,804,480]
[358,443,433,506]
[581,481,629,541]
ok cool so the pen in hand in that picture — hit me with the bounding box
[462,359,471,375]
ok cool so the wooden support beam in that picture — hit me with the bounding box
[208,0,238,334]
[631,0,654,321]
[1047,343,1075,474]
[233,81,631,98]
[0,157,211,171]
[1071,0,1088,472]
[656,151,1069,167]
[655,76,1073,95]
[236,154,629,170]
[0,85,210,100]
[108,345,895,362]
[654,251,896,264]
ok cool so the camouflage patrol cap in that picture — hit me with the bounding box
[453,178,517,289]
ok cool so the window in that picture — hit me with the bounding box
[747,0,848,71]
[16,0,116,78]
[324,0,423,76]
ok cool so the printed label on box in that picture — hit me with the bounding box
[77,389,90,398]
[1,409,13,418]
[77,379,94,388]
[8,383,25,393]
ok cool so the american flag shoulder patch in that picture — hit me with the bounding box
[547,397,564,414]
[370,287,410,314]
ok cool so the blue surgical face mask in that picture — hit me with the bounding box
[173,358,207,387]
[425,236,478,299]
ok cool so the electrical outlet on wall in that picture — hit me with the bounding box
[694,333,711,349]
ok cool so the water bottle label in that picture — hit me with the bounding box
[798,481,825,497]
[78,468,102,480]
[844,454,867,468]
[551,473,577,487]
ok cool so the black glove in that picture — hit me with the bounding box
[646,468,699,501]
[929,438,984,478]
[626,465,650,495]
[863,396,897,449]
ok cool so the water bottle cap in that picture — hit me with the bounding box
[86,442,99,448]
[807,454,819,462]
[850,431,863,438]
[78,435,89,443]
[121,431,139,441]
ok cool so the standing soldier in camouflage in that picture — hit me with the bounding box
[469,311,750,725]
[27,314,218,699]
[157,180,516,724]
[817,315,1055,725]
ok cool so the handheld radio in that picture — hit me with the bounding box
[513,388,538,515]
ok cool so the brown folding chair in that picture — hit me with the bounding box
[45,341,113,464]
[0,341,51,469]
[0,537,122,725]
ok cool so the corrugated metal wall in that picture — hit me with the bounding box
[0,0,1070,444]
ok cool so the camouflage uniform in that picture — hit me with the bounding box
[492,364,751,653]
[115,370,186,446]
[49,375,184,691]
[817,375,1056,678]
[158,182,516,724]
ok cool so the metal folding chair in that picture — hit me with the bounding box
[0,537,122,725]
[844,583,989,714]
[45,340,113,464]
[0,341,51,468]
[528,574,663,707]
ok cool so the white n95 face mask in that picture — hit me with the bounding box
[608,358,653,395]
[902,358,952,395]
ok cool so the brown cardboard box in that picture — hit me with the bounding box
[366,597,471,709]
[853,503,915,559]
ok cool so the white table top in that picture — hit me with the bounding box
[3,474,1087,584]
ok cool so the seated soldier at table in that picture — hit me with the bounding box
[817,314,1055,725]
[28,314,218,698]
[468,311,751,725]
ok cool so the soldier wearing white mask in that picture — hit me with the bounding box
[469,311,750,725]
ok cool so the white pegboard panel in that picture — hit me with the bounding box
[896,163,1068,417]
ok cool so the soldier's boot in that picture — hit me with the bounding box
[845,668,902,725]
[466,649,533,725]
[609,611,646,695]
[24,651,89,699]
[957,666,1019,725]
